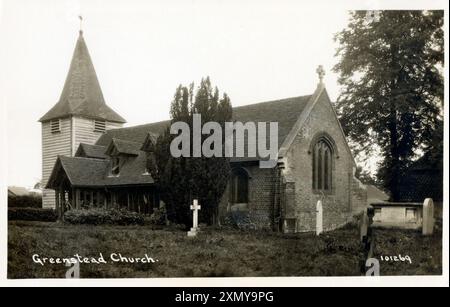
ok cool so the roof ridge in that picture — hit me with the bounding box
[80,143,106,147]
[95,93,313,148]
[61,155,108,163]
[111,138,142,145]
[107,120,171,132]
[105,95,311,133]
[232,95,312,109]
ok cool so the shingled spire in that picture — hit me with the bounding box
[39,30,126,123]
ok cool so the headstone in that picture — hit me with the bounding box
[360,209,369,242]
[422,198,434,235]
[359,208,375,274]
[316,200,323,235]
[187,199,201,237]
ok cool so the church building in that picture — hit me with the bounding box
[41,30,367,233]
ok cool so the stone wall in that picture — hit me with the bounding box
[218,89,367,232]
[351,175,368,215]
[282,90,363,232]
[219,164,275,230]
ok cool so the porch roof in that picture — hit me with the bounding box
[46,155,154,189]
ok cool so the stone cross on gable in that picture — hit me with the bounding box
[187,199,201,237]
[316,65,325,84]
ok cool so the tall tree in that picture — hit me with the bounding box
[152,77,232,225]
[334,11,443,200]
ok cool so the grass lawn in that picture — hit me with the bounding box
[372,223,443,276]
[8,219,442,278]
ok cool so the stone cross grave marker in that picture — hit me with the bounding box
[316,200,323,235]
[187,199,201,237]
[422,198,434,236]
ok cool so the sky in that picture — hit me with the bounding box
[0,0,445,187]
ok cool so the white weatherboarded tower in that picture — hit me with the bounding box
[39,30,126,208]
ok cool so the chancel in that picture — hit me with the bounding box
[42,28,368,233]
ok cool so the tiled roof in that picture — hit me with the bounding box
[96,95,311,151]
[96,120,170,146]
[75,143,108,159]
[48,95,313,188]
[39,32,125,123]
[107,138,141,156]
[366,184,390,204]
[8,186,31,197]
[54,156,108,187]
[103,152,154,186]
[47,155,154,188]
[232,95,311,148]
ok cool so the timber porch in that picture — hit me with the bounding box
[54,186,159,219]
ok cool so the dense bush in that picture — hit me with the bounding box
[145,208,167,226]
[8,195,42,208]
[64,209,145,226]
[8,207,57,222]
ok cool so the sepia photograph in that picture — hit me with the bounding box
[0,0,448,289]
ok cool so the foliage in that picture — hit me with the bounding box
[355,166,379,187]
[146,207,167,226]
[152,77,233,225]
[8,207,57,222]
[420,117,443,170]
[7,221,360,278]
[373,226,442,275]
[8,194,42,208]
[334,11,443,200]
[64,209,145,226]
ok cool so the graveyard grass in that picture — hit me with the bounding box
[8,218,442,278]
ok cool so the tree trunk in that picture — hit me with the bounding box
[388,115,401,201]
[388,43,401,202]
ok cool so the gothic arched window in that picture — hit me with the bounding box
[229,168,249,203]
[312,138,334,192]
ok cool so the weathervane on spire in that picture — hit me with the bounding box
[78,15,83,34]
[316,65,325,84]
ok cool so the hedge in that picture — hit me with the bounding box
[8,207,57,222]
[64,209,145,226]
[146,208,167,226]
[8,195,42,208]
